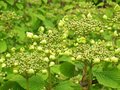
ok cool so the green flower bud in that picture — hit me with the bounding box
[76,55,82,60]
[37,46,43,51]
[29,45,35,50]
[90,39,95,44]
[49,62,55,67]
[20,47,25,52]
[6,53,11,58]
[93,58,100,63]
[49,55,56,60]
[13,69,18,74]
[58,20,64,27]
[104,58,110,62]
[115,48,120,54]
[33,35,39,39]
[39,26,44,32]
[0,57,5,63]
[33,42,37,46]
[87,13,92,18]
[113,31,118,37]
[2,63,6,68]
[40,40,47,44]
[41,69,48,74]
[14,61,19,66]
[27,69,35,74]
[43,57,49,62]
[11,47,16,52]
[26,32,33,38]
[110,56,118,63]
[44,49,50,54]
[103,15,108,19]
[77,37,86,44]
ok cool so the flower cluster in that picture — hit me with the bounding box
[58,14,104,39]
[58,14,117,63]
[0,11,22,31]
[5,51,47,77]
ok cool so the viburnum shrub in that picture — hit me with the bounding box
[0,1,120,90]
[58,12,119,90]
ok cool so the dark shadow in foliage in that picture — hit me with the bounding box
[0,81,25,90]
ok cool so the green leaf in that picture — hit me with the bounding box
[10,75,45,90]
[0,40,7,53]
[116,39,120,47]
[16,3,24,9]
[60,62,75,77]
[0,1,7,9]
[0,81,25,90]
[54,81,74,90]
[42,0,47,4]
[93,70,120,88]
[5,0,14,5]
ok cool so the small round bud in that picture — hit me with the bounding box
[27,69,35,74]
[49,62,55,67]
[2,63,6,68]
[58,20,64,27]
[76,55,82,60]
[41,69,48,74]
[0,57,5,63]
[77,37,86,44]
[33,35,39,39]
[110,56,118,63]
[33,42,37,46]
[90,39,95,44]
[103,15,108,19]
[13,69,18,74]
[39,26,44,32]
[71,57,75,61]
[6,53,11,58]
[26,32,33,38]
[49,55,56,60]
[93,58,100,63]
[43,57,49,62]
[37,46,43,51]
[104,58,110,62]
[87,13,92,18]
[40,40,47,44]
[29,45,35,50]
[20,47,25,52]
[44,49,50,54]
[113,31,118,37]
[11,47,16,52]
[14,61,19,66]
[115,48,120,54]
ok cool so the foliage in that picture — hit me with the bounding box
[0,0,120,90]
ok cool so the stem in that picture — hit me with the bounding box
[46,63,52,90]
[26,77,29,90]
[88,63,93,90]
